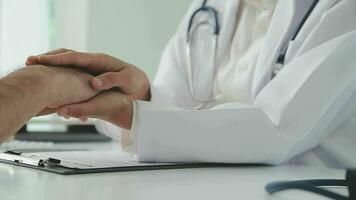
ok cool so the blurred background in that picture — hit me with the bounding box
[0,0,192,131]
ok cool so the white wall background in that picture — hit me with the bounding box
[86,0,192,79]
[0,0,192,79]
[51,0,89,52]
[0,0,50,75]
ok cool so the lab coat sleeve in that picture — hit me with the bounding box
[133,31,356,164]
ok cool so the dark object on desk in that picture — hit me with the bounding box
[266,169,356,200]
[15,125,111,143]
[347,169,356,200]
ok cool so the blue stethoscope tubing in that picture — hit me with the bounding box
[187,0,219,38]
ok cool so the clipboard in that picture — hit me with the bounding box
[0,150,240,175]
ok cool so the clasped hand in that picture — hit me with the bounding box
[26,49,150,129]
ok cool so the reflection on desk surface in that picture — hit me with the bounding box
[0,161,348,200]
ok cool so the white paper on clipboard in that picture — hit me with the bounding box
[22,150,173,169]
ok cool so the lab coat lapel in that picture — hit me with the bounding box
[286,0,339,62]
[251,0,342,100]
[251,0,297,100]
[296,0,349,56]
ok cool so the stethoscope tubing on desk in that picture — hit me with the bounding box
[266,179,348,200]
[266,169,356,200]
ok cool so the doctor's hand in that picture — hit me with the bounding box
[26,49,150,101]
[26,49,149,129]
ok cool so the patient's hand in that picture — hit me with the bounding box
[12,65,98,114]
[0,64,99,139]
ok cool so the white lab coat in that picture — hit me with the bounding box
[97,0,356,167]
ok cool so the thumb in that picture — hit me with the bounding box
[91,72,133,93]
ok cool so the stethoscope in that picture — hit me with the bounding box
[185,0,319,108]
[186,0,219,106]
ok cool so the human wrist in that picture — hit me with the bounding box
[108,97,133,129]
[2,66,53,108]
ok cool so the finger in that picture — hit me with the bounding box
[26,48,71,66]
[56,92,113,118]
[58,91,132,129]
[91,71,133,92]
[57,91,128,119]
[25,56,38,66]
[37,51,126,73]
[37,108,57,116]
[42,48,71,56]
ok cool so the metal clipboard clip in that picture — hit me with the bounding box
[0,151,61,167]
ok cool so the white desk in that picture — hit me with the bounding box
[0,142,348,200]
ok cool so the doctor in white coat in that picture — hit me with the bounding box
[28,0,356,167]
